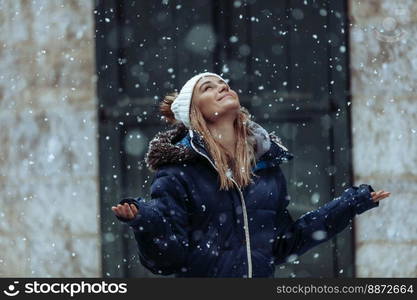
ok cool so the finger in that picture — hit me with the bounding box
[374,192,391,202]
[116,204,125,217]
[122,203,130,217]
[379,192,391,200]
[372,194,382,202]
[372,191,384,199]
[371,192,379,201]
[123,203,134,219]
[112,206,122,217]
[130,204,138,215]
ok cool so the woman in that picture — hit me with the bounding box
[112,72,390,278]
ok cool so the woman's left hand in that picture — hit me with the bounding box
[371,190,391,202]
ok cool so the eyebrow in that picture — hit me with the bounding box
[199,79,227,91]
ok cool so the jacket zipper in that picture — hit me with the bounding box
[189,131,253,278]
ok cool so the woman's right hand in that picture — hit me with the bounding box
[112,203,139,220]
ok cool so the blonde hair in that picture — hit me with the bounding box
[160,91,257,191]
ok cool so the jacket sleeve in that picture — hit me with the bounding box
[273,167,379,265]
[115,168,191,275]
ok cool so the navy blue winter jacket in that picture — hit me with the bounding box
[115,120,379,278]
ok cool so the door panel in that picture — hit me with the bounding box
[96,0,352,278]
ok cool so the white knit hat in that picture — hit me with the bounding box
[171,72,226,128]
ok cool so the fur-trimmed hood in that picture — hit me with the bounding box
[144,120,293,172]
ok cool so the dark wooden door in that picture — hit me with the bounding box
[95,0,353,278]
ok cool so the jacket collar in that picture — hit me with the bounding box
[144,120,293,172]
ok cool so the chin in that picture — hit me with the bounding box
[225,101,241,112]
[222,103,241,118]
[206,106,240,123]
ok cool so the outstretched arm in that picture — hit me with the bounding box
[273,167,389,265]
[112,167,191,275]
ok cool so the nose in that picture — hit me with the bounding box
[218,83,228,93]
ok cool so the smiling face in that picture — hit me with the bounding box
[191,75,240,124]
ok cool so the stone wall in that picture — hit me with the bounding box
[0,0,100,276]
[349,0,417,277]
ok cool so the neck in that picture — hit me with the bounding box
[207,118,236,155]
